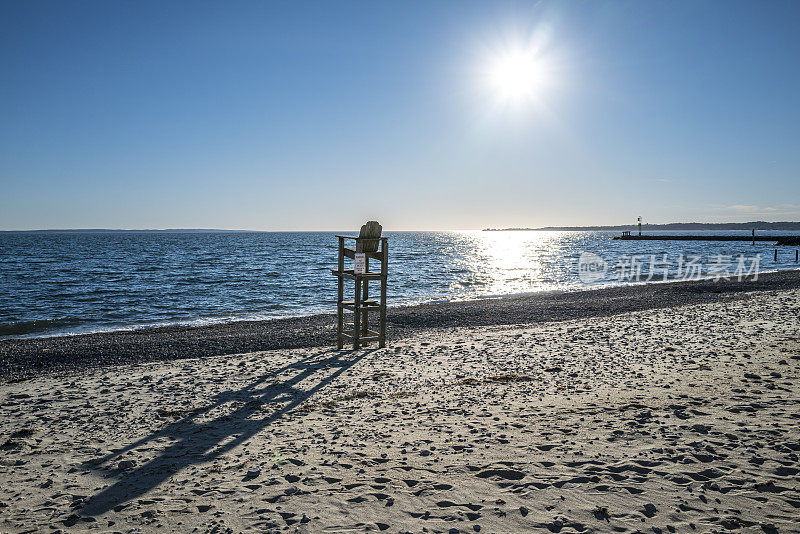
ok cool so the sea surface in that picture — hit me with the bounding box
[1,230,799,339]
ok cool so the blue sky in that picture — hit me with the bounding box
[1,0,799,230]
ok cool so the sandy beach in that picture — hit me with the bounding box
[2,282,799,533]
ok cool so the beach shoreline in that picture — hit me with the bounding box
[2,269,800,384]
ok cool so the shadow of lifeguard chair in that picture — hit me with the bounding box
[331,221,388,349]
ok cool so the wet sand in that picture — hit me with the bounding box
[1,284,799,532]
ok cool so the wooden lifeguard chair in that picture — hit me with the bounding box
[331,221,388,349]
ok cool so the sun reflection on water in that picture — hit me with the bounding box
[447,230,579,297]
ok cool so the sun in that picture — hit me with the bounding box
[486,47,546,104]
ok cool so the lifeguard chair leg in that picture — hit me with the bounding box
[336,237,344,349]
[362,259,369,341]
[353,277,361,350]
[379,239,388,348]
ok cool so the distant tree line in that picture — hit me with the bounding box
[484,221,800,232]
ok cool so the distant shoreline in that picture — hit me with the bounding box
[4,221,800,233]
[484,221,800,232]
[0,228,257,233]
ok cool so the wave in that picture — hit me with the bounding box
[0,303,318,340]
[0,317,84,337]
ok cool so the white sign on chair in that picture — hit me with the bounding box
[354,253,366,274]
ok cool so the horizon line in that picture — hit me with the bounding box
[3,220,800,233]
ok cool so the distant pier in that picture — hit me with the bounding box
[613,232,800,246]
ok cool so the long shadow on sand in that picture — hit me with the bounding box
[79,347,374,517]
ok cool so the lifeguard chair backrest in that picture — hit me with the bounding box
[357,221,382,253]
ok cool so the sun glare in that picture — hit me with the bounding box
[488,48,545,104]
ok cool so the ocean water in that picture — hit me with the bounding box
[1,230,798,339]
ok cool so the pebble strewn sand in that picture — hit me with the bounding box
[1,289,799,533]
